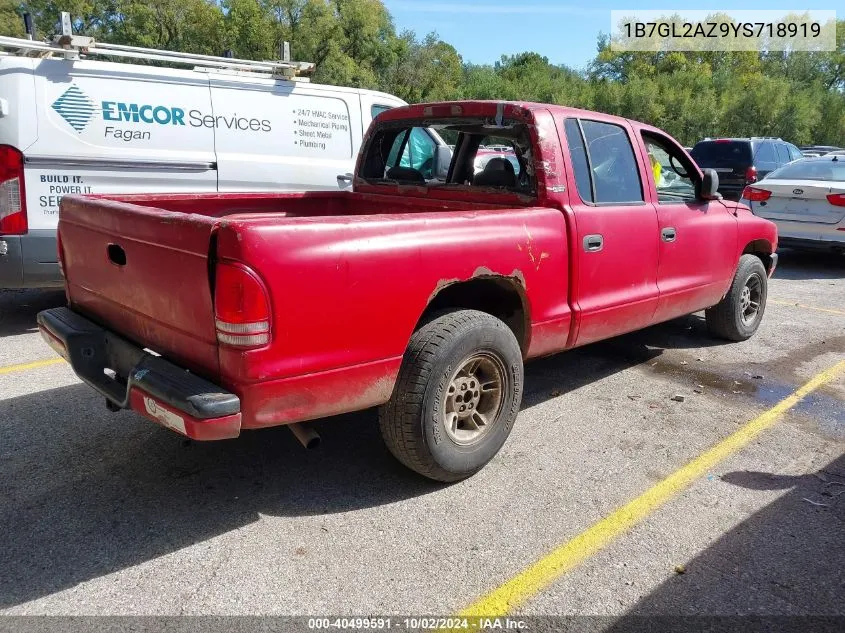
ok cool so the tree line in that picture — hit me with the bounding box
[3,0,845,146]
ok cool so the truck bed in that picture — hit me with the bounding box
[58,191,571,419]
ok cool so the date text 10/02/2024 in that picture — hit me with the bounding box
[307,617,528,630]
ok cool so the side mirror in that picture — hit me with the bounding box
[434,144,453,180]
[699,168,722,200]
[336,173,353,190]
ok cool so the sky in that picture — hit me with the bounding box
[383,1,841,70]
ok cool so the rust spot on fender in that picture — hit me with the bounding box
[428,277,461,303]
[471,266,525,288]
[472,265,496,277]
[428,266,527,304]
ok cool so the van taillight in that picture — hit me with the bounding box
[744,166,758,184]
[214,262,271,348]
[0,145,27,235]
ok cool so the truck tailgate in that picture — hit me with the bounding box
[59,195,220,378]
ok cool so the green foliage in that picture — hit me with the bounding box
[0,0,25,36]
[4,0,845,145]
[379,31,462,103]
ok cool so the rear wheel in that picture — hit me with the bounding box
[379,309,523,482]
[706,254,768,341]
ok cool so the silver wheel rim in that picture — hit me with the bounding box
[740,274,763,325]
[442,352,507,446]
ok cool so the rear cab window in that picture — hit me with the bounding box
[359,116,536,195]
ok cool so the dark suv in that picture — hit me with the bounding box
[690,137,803,200]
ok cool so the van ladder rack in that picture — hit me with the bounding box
[0,34,315,79]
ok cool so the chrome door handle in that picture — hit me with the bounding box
[583,234,603,252]
[661,227,677,243]
[336,173,353,187]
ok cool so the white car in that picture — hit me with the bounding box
[741,156,845,252]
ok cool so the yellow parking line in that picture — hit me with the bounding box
[459,358,845,617]
[0,357,64,375]
[770,299,845,316]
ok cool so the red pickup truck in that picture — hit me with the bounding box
[38,101,778,482]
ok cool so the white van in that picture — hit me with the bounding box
[0,37,430,289]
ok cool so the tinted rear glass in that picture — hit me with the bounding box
[691,141,752,166]
[767,160,845,181]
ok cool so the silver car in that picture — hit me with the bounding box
[741,156,845,252]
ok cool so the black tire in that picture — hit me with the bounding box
[379,309,524,482]
[705,254,768,341]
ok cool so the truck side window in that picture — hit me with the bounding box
[563,119,594,203]
[387,130,409,167]
[642,134,696,202]
[580,120,643,204]
[387,127,437,179]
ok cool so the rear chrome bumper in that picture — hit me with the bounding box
[37,307,241,440]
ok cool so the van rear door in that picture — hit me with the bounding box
[24,58,217,232]
[209,74,363,192]
[0,57,38,155]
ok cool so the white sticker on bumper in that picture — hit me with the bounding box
[143,396,187,435]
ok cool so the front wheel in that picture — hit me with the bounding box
[379,309,524,482]
[706,254,768,341]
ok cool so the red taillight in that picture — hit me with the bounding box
[826,193,845,207]
[0,145,27,235]
[744,166,758,184]
[715,139,732,143]
[742,186,771,202]
[214,262,271,348]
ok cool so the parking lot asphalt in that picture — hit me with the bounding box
[0,248,843,619]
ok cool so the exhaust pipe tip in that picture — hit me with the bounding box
[304,436,321,450]
[288,422,321,450]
